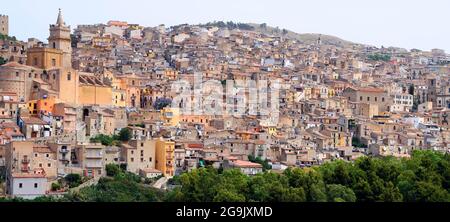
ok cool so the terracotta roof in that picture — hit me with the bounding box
[187,143,203,149]
[233,160,262,168]
[33,146,53,153]
[356,87,385,93]
[1,61,34,69]
[21,117,46,125]
[12,168,46,178]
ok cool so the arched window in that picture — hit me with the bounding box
[67,72,71,81]
[52,42,56,49]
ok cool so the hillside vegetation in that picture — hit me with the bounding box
[1,150,448,202]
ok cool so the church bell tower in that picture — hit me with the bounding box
[48,9,72,68]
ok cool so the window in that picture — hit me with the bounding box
[47,163,51,167]
[67,73,71,81]
[19,183,23,188]
[39,163,42,167]
[34,183,38,188]
[149,157,152,162]
[130,158,134,162]
[131,150,134,154]
[382,97,385,102]
[367,97,370,101]
[34,153,38,157]
[52,42,56,49]
[52,59,56,67]
[34,58,38,66]
[375,97,378,102]
[141,142,144,147]
[29,73,32,78]
[16,72,19,77]
[360,96,363,101]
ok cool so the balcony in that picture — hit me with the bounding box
[60,149,69,154]
[166,163,173,167]
[85,151,103,159]
[85,154,103,159]
[85,161,103,168]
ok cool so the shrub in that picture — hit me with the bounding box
[65,174,82,188]
[106,164,121,177]
[51,182,61,191]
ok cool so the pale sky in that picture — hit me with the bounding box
[2,0,449,52]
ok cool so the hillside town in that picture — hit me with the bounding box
[0,9,449,199]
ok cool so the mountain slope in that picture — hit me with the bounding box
[247,23,361,48]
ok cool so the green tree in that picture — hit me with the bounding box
[153,98,172,110]
[213,189,246,202]
[247,172,289,202]
[281,187,307,202]
[106,164,121,177]
[0,57,7,66]
[118,128,132,142]
[408,181,450,202]
[248,155,272,171]
[65,174,82,188]
[260,23,267,30]
[326,184,356,202]
[90,134,115,146]
[379,182,403,202]
[51,182,62,191]
[177,167,220,202]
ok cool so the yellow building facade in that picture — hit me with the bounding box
[160,107,180,127]
[25,10,114,107]
[155,139,175,177]
[26,47,63,70]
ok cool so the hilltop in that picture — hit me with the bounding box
[199,21,364,48]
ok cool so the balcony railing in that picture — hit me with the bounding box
[85,154,103,159]
[85,151,103,159]
[85,162,103,168]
